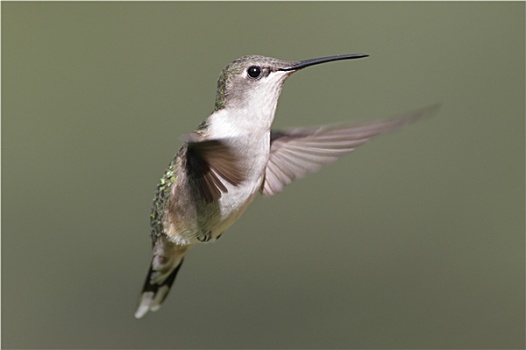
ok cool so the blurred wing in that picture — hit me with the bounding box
[262,105,438,196]
[186,138,245,204]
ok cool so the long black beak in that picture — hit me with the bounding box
[279,53,369,72]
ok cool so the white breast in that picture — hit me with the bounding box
[204,109,272,237]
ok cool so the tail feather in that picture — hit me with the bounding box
[135,238,189,319]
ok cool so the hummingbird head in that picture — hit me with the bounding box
[213,53,369,113]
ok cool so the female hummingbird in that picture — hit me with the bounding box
[134,53,435,318]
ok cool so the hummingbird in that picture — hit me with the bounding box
[135,53,435,319]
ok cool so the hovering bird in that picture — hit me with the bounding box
[135,53,435,318]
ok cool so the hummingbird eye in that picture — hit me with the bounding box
[247,66,262,79]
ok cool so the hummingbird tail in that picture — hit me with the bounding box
[134,240,189,319]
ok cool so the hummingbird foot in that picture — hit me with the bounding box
[197,230,212,242]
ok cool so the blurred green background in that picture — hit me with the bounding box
[2,2,524,349]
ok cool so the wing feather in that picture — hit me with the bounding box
[186,139,246,204]
[262,105,438,196]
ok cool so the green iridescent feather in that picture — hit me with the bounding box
[150,158,178,242]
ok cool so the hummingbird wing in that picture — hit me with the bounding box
[186,139,245,204]
[262,105,437,196]
[135,236,189,319]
